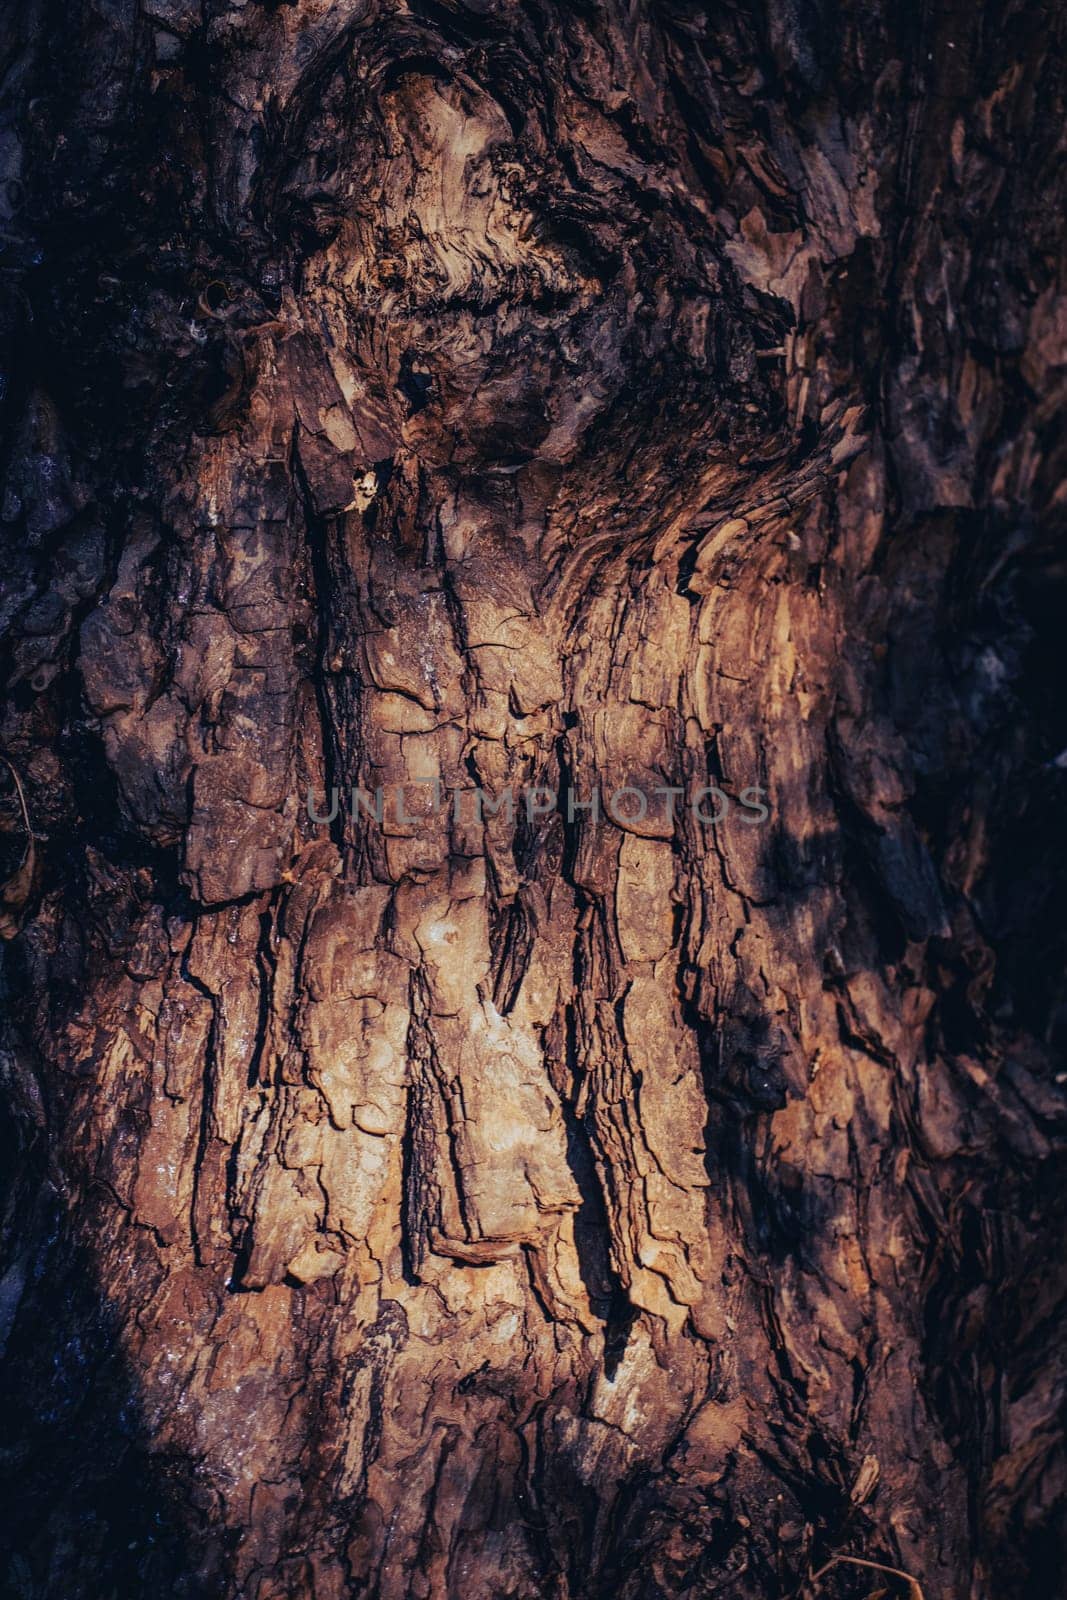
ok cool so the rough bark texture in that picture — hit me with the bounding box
[1,2,1066,1597]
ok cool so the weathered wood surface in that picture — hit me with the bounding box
[1,2,1065,1596]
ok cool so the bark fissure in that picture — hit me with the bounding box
[1,0,1066,1596]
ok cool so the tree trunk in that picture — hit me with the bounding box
[1,2,1065,1596]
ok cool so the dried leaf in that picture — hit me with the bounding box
[850,1452,881,1505]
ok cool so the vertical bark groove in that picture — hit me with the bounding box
[1,1,1065,1596]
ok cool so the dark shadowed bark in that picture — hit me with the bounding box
[1,2,1065,1596]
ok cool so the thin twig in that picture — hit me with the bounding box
[1,754,33,839]
[809,1552,924,1599]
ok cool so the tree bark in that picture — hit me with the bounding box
[1,2,1065,1597]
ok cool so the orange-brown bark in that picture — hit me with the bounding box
[1,3,1065,1597]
